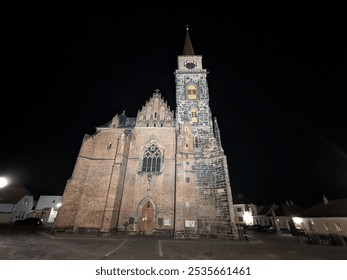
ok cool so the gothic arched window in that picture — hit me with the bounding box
[141,143,161,172]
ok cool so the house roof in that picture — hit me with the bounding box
[257,203,278,216]
[233,194,248,204]
[303,197,347,217]
[0,185,32,204]
[274,202,306,216]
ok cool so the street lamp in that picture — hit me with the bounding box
[0,177,8,189]
[292,217,303,226]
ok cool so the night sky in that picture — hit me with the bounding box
[1,2,346,208]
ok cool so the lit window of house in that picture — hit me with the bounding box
[323,222,330,231]
[335,223,343,232]
[308,220,315,231]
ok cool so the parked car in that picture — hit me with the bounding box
[245,225,262,231]
[291,228,306,236]
[261,225,276,232]
[14,218,43,226]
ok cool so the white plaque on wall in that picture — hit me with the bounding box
[185,220,195,227]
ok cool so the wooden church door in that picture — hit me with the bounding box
[140,201,154,233]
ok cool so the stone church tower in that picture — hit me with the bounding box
[54,28,238,239]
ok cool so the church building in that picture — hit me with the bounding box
[54,28,238,239]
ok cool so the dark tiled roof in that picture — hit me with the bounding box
[274,203,306,216]
[118,116,136,128]
[303,198,347,217]
[257,203,277,216]
[233,194,248,204]
[98,115,136,129]
[0,185,32,204]
[98,120,111,128]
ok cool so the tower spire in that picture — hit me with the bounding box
[183,25,195,55]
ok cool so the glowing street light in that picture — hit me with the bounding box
[292,217,303,224]
[243,211,253,225]
[0,177,8,189]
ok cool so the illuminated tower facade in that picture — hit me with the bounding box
[174,28,237,237]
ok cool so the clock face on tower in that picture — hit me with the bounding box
[184,61,196,70]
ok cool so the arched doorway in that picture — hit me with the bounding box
[140,201,154,234]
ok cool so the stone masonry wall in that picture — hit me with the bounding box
[175,123,198,233]
[54,127,126,232]
[117,126,176,233]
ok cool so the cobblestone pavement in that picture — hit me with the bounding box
[0,225,346,260]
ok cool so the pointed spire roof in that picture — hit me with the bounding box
[183,25,195,55]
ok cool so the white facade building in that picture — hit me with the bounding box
[29,195,63,223]
[0,186,34,223]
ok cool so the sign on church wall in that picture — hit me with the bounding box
[185,220,195,227]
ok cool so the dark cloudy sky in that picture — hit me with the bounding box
[1,2,346,207]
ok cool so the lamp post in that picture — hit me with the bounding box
[0,177,8,188]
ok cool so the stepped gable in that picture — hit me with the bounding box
[136,89,174,128]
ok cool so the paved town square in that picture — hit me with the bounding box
[1,225,346,260]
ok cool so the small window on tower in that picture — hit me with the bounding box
[107,142,112,149]
[191,108,198,123]
[195,137,199,148]
[187,85,197,99]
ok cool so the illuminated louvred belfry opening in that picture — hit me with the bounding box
[53,26,238,239]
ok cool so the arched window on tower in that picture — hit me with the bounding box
[187,85,197,99]
[141,143,161,172]
[191,108,198,123]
